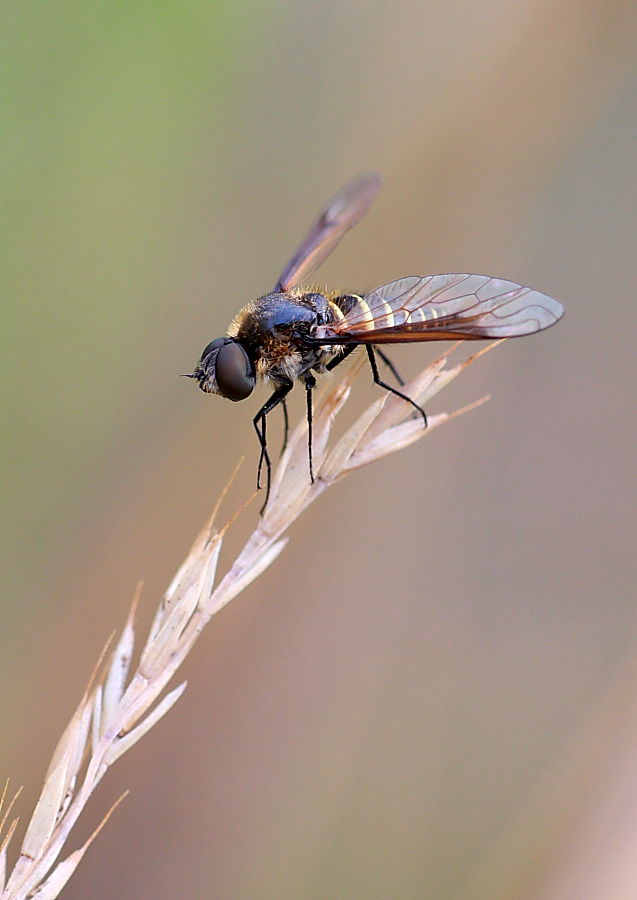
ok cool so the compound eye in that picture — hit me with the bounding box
[200,337,226,360]
[215,341,255,401]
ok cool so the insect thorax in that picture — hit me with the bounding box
[226,291,343,385]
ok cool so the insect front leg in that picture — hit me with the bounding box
[253,379,293,511]
[280,397,290,456]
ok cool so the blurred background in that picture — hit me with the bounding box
[2,1,636,897]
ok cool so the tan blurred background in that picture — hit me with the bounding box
[2,1,636,898]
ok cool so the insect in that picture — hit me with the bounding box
[186,173,564,510]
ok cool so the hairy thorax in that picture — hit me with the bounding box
[227,290,343,385]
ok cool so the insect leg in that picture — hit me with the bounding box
[365,345,427,426]
[303,374,317,483]
[375,348,404,385]
[253,380,293,510]
[280,397,290,456]
[325,343,358,372]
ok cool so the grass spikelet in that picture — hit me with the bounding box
[1,343,493,899]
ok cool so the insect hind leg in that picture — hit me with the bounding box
[325,343,358,372]
[376,348,404,385]
[325,344,403,384]
[365,345,427,426]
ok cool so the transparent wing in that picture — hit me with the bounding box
[331,274,564,343]
[274,172,382,292]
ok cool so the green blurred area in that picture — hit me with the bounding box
[2,2,637,899]
[1,1,259,607]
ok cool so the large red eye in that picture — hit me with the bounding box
[215,341,255,401]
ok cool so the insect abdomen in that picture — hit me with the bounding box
[331,293,396,332]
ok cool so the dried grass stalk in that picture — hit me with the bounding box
[0,342,494,899]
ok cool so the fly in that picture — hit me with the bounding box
[185,174,564,511]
